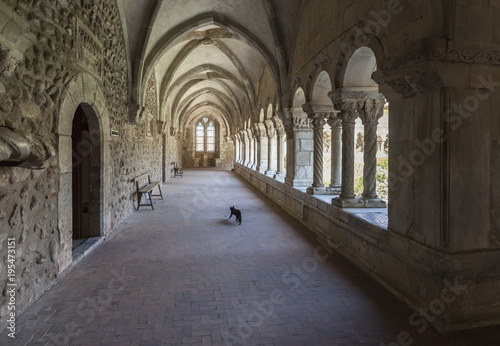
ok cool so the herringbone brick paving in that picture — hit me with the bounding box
[2,169,500,345]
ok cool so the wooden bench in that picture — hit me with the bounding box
[133,172,163,210]
[170,162,183,178]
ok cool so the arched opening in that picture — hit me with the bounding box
[342,46,388,205]
[71,104,102,249]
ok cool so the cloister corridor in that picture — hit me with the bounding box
[3,169,500,346]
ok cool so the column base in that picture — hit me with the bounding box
[363,198,387,208]
[258,167,267,174]
[332,197,365,208]
[265,170,276,177]
[273,171,286,183]
[251,164,257,170]
[306,186,340,195]
[329,186,342,194]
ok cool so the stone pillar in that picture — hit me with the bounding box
[243,130,250,166]
[278,108,314,187]
[246,129,254,168]
[239,133,244,164]
[331,99,365,208]
[328,115,342,194]
[255,123,268,173]
[250,126,258,170]
[234,134,240,163]
[358,98,387,208]
[265,120,276,176]
[273,117,286,182]
[303,103,334,195]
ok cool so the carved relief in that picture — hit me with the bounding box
[293,117,312,131]
[385,69,444,98]
[76,18,103,79]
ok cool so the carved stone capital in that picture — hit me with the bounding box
[332,100,364,123]
[358,98,386,125]
[264,120,276,137]
[327,114,342,128]
[251,123,265,138]
[272,116,285,136]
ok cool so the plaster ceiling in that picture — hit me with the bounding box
[117,0,302,134]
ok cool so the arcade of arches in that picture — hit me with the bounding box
[1,0,500,335]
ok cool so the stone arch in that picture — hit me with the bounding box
[292,87,306,108]
[331,22,388,90]
[56,72,110,272]
[305,53,332,103]
[310,71,333,105]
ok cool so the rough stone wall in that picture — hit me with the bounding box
[0,0,165,329]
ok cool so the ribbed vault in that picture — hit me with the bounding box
[117,0,302,136]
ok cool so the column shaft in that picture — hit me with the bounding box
[330,122,342,189]
[340,118,356,200]
[312,117,325,188]
[363,124,378,199]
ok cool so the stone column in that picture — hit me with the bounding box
[234,134,240,164]
[358,98,387,208]
[303,103,334,195]
[255,123,268,173]
[265,120,276,176]
[273,117,286,182]
[250,126,258,170]
[243,130,250,166]
[246,129,254,168]
[332,100,365,208]
[328,115,342,194]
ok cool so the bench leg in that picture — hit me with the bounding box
[157,185,163,200]
[136,192,142,211]
[149,192,154,210]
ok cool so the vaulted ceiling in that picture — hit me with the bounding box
[117,0,302,134]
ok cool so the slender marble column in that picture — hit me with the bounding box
[311,116,326,188]
[274,118,286,181]
[358,98,387,208]
[265,120,276,176]
[303,103,333,195]
[327,115,342,193]
[332,100,365,208]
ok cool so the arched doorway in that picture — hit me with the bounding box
[71,104,102,249]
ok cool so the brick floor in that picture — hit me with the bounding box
[2,168,500,345]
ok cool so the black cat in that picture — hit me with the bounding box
[229,206,242,225]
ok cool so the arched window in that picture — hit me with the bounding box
[195,118,217,152]
[196,122,204,152]
[206,122,215,152]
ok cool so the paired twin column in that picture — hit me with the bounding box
[302,97,386,208]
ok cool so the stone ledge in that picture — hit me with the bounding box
[234,162,500,331]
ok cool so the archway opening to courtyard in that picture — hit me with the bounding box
[344,47,388,203]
